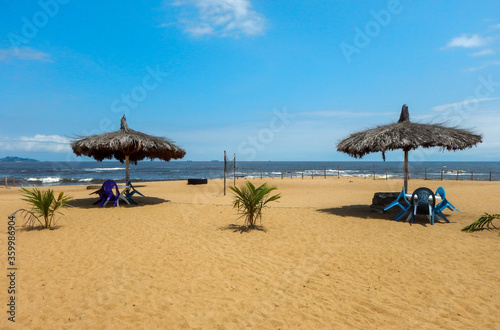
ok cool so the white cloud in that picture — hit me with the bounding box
[298,110,395,118]
[443,33,491,48]
[0,47,51,62]
[442,29,500,72]
[469,49,495,57]
[169,0,266,37]
[432,97,500,112]
[0,135,71,153]
[463,60,500,72]
[489,22,500,31]
[186,23,214,36]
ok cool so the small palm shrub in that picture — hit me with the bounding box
[230,181,281,228]
[462,213,499,232]
[20,187,72,229]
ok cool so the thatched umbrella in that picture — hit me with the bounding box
[72,116,186,182]
[337,104,482,191]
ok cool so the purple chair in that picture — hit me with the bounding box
[99,180,120,207]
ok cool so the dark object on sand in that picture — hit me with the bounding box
[188,178,208,185]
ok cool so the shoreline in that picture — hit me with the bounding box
[2,160,500,188]
[2,173,500,189]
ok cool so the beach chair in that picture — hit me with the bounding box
[384,187,411,220]
[124,180,145,205]
[99,180,120,207]
[434,186,459,223]
[410,187,436,225]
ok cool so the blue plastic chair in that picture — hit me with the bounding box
[434,187,460,223]
[410,187,436,225]
[384,187,411,220]
[99,180,120,207]
[124,180,145,205]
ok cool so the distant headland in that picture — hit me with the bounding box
[0,156,39,162]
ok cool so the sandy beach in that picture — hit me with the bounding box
[1,177,499,329]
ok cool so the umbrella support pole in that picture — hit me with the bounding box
[404,150,409,192]
[125,155,130,183]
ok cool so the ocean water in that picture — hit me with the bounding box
[0,161,499,187]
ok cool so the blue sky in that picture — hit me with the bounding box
[1,0,499,162]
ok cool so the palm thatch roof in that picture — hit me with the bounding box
[71,116,186,164]
[337,104,482,191]
[337,104,482,161]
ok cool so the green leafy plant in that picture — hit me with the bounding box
[462,213,499,232]
[230,181,281,228]
[20,187,72,229]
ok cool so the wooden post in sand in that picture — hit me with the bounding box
[5,176,7,188]
[223,151,227,196]
[324,169,326,179]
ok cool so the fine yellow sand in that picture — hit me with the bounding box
[1,177,499,329]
